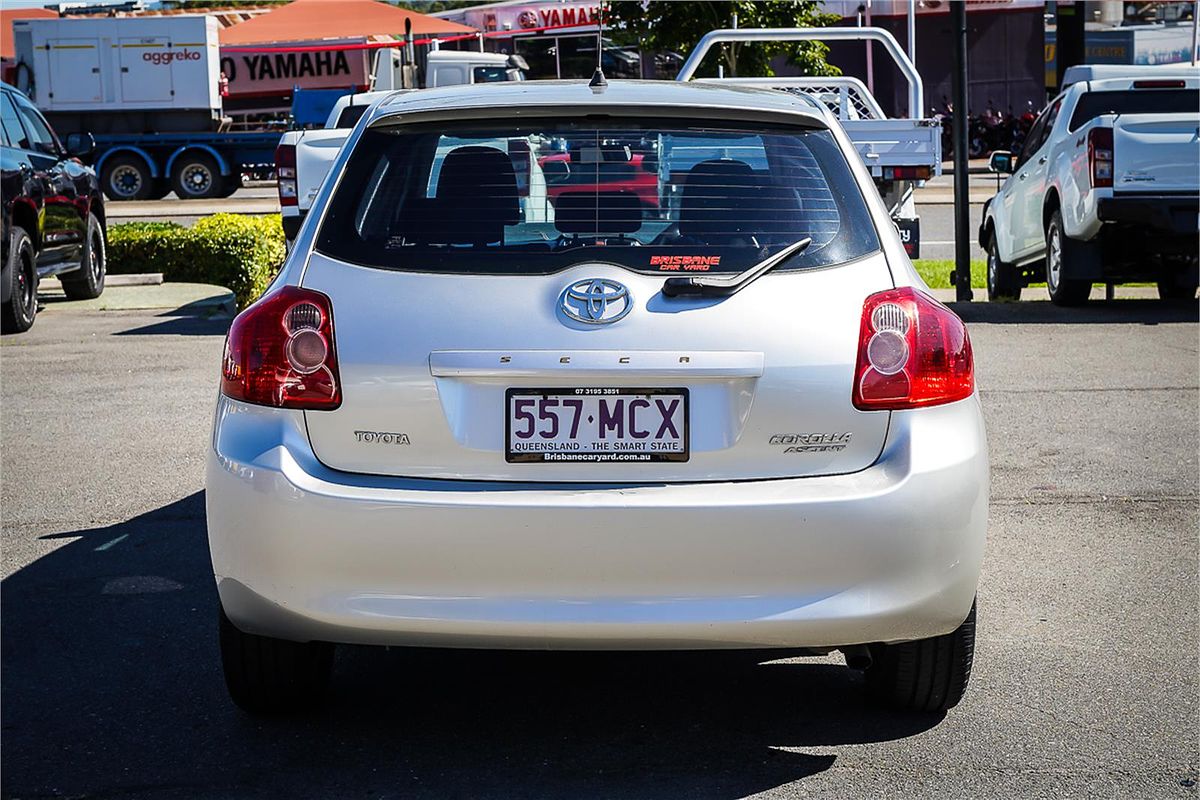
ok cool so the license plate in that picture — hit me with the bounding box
[506,388,689,463]
[896,217,920,258]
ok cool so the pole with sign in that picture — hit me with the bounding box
[951,0,972,302]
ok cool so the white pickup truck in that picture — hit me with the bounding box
[980,68,1199,304]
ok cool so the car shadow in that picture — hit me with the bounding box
[950,298,1198,325]
[2,492,941,799]
[114,294,235,336]
[113,316,233,336]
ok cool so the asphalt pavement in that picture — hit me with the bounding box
[1,293,1197,799]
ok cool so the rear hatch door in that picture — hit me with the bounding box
[301,253,894,482]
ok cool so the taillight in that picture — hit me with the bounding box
[853,287,973,410]
[275,143,297,207]
[221,286,340,410]
[882,165,933,180]
[1088,127,1113,189]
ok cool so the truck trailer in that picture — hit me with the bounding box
[12,15,280,200]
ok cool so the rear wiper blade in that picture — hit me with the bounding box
[661,238,812,298]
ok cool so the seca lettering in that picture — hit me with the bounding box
[143,49,201,66]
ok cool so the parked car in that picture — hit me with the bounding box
[1,83,106,333]
[208,80,987,715]
[980,69,1199,304]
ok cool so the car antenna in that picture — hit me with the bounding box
[589,4,608,92]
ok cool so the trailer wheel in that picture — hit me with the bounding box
[171,152,224,200]
[101,154,154,201]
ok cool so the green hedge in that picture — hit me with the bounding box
[107,214,285,309]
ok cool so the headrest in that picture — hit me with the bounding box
[436,145,520,226]
[678,159,759,238]
[413,145,519,245]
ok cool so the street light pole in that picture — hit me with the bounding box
[951,0,973,302]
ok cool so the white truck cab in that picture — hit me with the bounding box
[425,50,526,88]
[373,49,527,91]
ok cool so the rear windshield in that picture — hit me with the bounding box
[1069,89,1199,130]
[315,119,880,275]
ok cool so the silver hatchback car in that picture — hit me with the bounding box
[207,80,987,714]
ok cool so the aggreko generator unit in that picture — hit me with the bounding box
[13,15,222,134]
[11,16,281,201]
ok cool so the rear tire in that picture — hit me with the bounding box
[171,152,224,200]
[59,213,106,301]
[865,601,976,713]
[218,606,333,714]
[1157,280,1197,301]
[985,236,1020,302]
[101,154,154,201]
[1044,209,1091,306]
[2,226,37,334]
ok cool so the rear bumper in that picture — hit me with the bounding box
[206,396,988,651]
[1054,195,1199,282]
[1097,194,1199,236]
[281,209,302,244]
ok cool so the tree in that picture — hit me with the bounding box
[606,1,841,78]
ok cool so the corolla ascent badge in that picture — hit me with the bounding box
[559,278,632,325]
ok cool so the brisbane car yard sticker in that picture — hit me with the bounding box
[650,255,721,271]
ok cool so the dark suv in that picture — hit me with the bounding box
[2,83,106,334]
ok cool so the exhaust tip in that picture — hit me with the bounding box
[841,645,873,670]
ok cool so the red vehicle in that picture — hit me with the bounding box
[539,148,659,214]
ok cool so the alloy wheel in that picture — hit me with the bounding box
[90,228,105,282]
[1046,222,1062,291]
[111,165,143,199]
[18,253,34,318]
[183,164,214,196]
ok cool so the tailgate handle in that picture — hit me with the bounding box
[430,350,765,379]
